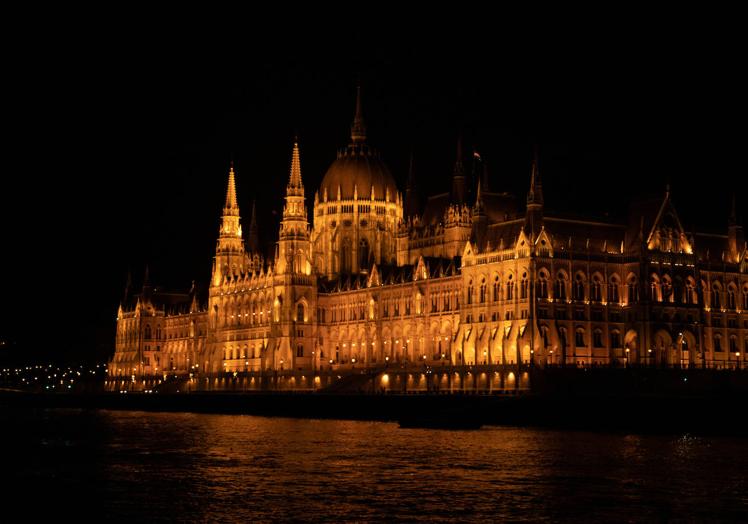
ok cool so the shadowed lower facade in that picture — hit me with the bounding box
[108,89,748,388]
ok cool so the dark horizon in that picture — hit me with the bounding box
[2,36,745,365]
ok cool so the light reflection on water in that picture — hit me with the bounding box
[4,408,747,522]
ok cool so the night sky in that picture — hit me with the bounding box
[1,26,744,364]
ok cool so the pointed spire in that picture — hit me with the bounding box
[288,138,303,190]
[350,81,367,144]
[142,264,152,298]
[527,145,543,206]
[248,199,260,253]
[281,139,308,225]
[475,178,485,213]
[451,136,466,204]
[404,150,420,217]
[481,160,490,194]
[407,150,416,188]
[189,280,199,313]
[123,269,133,303]
[224,162,239,214]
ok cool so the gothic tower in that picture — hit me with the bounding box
[270,140,317,371]
[211,163,249,286]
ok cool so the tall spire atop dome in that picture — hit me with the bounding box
[350,81,367,144]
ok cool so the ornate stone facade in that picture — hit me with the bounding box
[109,92,748,385]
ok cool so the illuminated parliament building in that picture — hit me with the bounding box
[109,88,748,388]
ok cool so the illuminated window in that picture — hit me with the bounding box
[575,329,585,347]
[555,273,567,300]
[711,283,722,309]
[661,276,672,302]
[538,273,548,299]
[573,274,585,301]
[609,276,620,303]
[727,286,736,310]
[627,276,639,303]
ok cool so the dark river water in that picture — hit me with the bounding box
[2,406,747,522]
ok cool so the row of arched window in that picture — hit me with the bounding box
[547,326,623,349]
[467,272,633,304]
[712,334,748,353]
[223,345,262,360]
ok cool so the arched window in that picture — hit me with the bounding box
[573,274,585,301]
[609,276,620,303]
[540,326,549,348]
[729,336,737,353]
[593,329,604,348]
[575,328,586,347]
[727,286,736,310]
[297,303,305,322]
[359,238,370,270]
[661,275,672,302]
[627,276,639,304]
[467,280,473,305]
[479,278,486,303]
[144,325,152,340]
[520,273,528,299]
[555,273,567,300]
[591,275,602,302]
[297,344,304,357]
[506,275,514,301]
[559,327,567,347]
[156,325,162,340]
[538,272,548,299]
[650,275,660,302]
[610,331,621,348]
[714,334,722,352]
[341,238,352,273]
[686,278,698,305]
[711,283,721,309]
[673,277,683,304]
[493,276,500,302]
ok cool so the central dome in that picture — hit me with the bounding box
[318,84,399,202]
[320,144,398,201]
